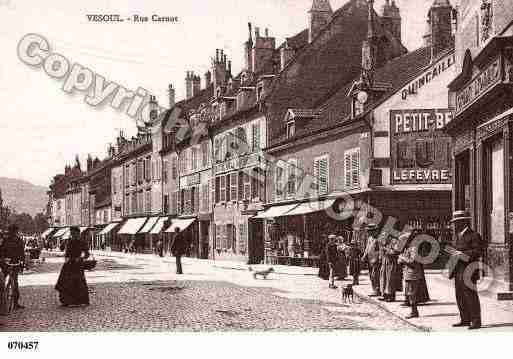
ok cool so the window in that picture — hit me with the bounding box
[243,172,251,200]
[230,173,238,201]
[314,155,330,195]
[226,173,231,202]
[125,166,130,187]
[171,156,178,179]
[132,193,137,214]
[163,194,169,214]
[219,176,226,202]
[145,157,151,181]
[151,160,156,180]
[194,186,200,213]
[192,147,198,171]
[215,177,220,203]
[201,184,209,212]
[287,159,297,197]
[113,177,117,194]
[286,121,296,138]
[344,149,360,188]
[191,187,196,213]
[238,223,247,254]
[201,142,209,168]
[145,190,151,213]
[138,191,144,214]
[353,98,364,117]
[138,160,143,183]
[170,192,177,215]
[132,163,137,186]
[252,123,261,151]
[226,224,235,252]
[275,164,285,199]
[214,138,221,163]
[163,160,169,184]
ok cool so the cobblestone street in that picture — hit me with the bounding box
[1,253,417,331]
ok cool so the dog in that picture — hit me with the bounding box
[341,284,354,303]
[248,266,274,279]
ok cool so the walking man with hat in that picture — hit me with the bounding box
[362,224,381,297]
[449,210,484,330]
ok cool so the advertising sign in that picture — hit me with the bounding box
[390,109,453,184]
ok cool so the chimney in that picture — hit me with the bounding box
[428,0,454,60]
[212,48,229,91]
[192,75,201,96]
[252,26,276,74]
[204,71,212,88]
[168,84,175,108]
[308,0,333,43]
[87,154,93,172]
[244,22,254,72]
[381,0,401,41]
[280,39,295,71]
[185,71,194,99]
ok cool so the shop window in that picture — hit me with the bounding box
[286,121,296,139]
[455,150,470,212]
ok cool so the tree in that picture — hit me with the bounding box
[33,213,49,234]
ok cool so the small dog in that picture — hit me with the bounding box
[248,266,275,279]
[341,284,354,303]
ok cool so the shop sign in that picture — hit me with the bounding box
[455,57,502,116]
[401,54,455,100]
[186,173,201,186]
[390,109,453,185]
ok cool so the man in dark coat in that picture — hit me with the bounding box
[448,211,484,330]
[171,227,187,274]
[0,224,26,310]
[362,224,381,297]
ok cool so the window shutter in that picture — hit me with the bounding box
[214,138,220,163]
[252,123,261,151]
[287,159,297,197]
[238,171,244,199]
[275,165,284,199]
[344,153,351,188]
[351,150,360,187]
[243,172,251,200]
[230,173,238,201]
[194,187,200,213]
[319,157,329,195]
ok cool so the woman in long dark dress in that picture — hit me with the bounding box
[55,226,90,307]
[318,238,329,280]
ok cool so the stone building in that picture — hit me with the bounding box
[447,0,513,294]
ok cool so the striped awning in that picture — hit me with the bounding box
[41,227,55,238]
[253,203,299,219]
[117,218,148,235]
[150,217,170,234]
[98,223,119,236]
[164,218,196,233]
[138,217,160,234]
[52,227,69,238]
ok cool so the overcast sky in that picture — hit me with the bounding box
[0,0,450,187]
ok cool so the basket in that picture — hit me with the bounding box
[82,257,97,271]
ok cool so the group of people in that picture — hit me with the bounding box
[0,224,26,313]
[318,210,484,329]
[318,235,361,289]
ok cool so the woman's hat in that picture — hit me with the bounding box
[450,210,472,223]
[328,234,336,239]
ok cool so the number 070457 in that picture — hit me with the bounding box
[7,341,39,350]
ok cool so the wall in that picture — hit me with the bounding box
[373,50,456,188]
[111,164,124,222]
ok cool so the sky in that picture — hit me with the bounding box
[0,0,447,187]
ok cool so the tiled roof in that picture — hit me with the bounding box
[266,0,406,147]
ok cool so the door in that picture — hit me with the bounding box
[249,219,265,264]
[490,139,505,244]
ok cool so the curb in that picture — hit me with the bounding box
[351,288,431,332]
[213,264,317,276]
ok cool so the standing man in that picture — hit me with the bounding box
[171,227,186,275]
[448,211,484,330]
[362,224,381,297]
[0,224,26,310]
[325,235,338,289]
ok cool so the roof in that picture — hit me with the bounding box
[266,0,407,146]
[310,0,333,13]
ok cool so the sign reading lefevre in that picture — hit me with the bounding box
[390,109,453,184]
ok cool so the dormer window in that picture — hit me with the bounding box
[286,120,296,139]
[256,84,264,101]
[353,98,365,117]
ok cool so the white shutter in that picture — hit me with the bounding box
[351,149,360,187]
[319,157,329,195]
[287,159,297,197]
[313,158,320,195]
[344,153,351,188]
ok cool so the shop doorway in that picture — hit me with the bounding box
[455,150,471,212]
[485,137,505,244]
[199,221,210,259]
[248,219,264,264]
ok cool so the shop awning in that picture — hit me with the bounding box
[150,217,170,234]
[80,227,92,234]
[165,218,196,233]
[253,203,299,219]
[138,217,160,234]
[52,227,69,238]
[41,228,55,238]
[117,217,148,235]
[61,230,71,240]
[283,199,336,217]
[98,223,119,236]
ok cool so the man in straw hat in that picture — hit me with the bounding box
[362,223,381,297]
[448,210,484,330]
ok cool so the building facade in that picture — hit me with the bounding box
[447,0,513,292]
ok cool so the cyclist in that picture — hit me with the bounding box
[0,224,25,310]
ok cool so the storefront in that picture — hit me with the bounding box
[97,222,121,251]
[164,218,197,257]
[447,37,513,290]
[116,217,148,253]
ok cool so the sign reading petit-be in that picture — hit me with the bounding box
[455,57,502,115]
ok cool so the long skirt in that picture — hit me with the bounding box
[318,259,329,280]
[418,267,430,303]
[380,256,400,296]
[333,253,348,279]
[55,261,90,306]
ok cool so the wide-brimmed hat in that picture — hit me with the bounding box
[328,234,337,239]
[450,210,472,223]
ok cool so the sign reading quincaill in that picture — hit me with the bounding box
[390,109,453,184]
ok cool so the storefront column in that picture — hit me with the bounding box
[505,123,513,291]
[302,214,309,258]
[451,153,457,213]
[476,141,484,235]
[469,143,477,229]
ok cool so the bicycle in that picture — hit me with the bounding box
[0,261,23,316]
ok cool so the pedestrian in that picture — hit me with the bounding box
[0,224,26,311]
[362,224,381,296]
[347,238,361,285]
[317,238,329,280]
[334,236,347,280]
[398,232,423,319]
[171,227,186,274]
[55,226,90,307]
[325,234,338,289]
[157,238,164,258]
[448,210,484,330]
[401,230,430,307]
[379,235,401,302]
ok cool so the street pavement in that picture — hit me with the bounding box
[0,251,417,332]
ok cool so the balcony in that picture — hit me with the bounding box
[214,152,265,175]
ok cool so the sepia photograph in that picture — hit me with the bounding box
[1,0,513,357]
